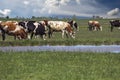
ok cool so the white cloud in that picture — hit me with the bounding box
[0,9,11,17]
[107,8,120,16]
[76,0,80,4]
[0,0,119,18]
[23,1,30,5]
[45,0,59,7]
[60,0,70,5]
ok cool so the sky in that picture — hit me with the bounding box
[0,0,120,18]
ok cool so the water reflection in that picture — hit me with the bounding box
[0,45,120,53]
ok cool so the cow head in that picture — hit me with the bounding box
[68,20,78,31]
[65,24,75,39]
[43,20,49,26]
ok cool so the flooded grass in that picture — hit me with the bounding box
[0,45,120,53]
[0,51,120,80]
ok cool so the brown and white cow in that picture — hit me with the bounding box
[0,21,27,41]
[88,20,102,31]
[42,20,75,39]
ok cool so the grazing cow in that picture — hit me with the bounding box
[88,20,102,31]
[0,21,27,41]
[18,21,46,40]
[43,20,75,39]
[109,20,120,32]
[67,20,78,31]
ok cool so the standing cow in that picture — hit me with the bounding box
[43,20,75,39]
[109,20,120,32]
[0,21,27,41]
[88,20,102,31]
[18,21,46,40]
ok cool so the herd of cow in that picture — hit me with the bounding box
[0,20,78,41]
[0,19,120,41]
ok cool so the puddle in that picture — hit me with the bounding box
[0,45,120,53]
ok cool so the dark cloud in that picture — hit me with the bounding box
[96,0,120,9]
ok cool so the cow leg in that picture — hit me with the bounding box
[48,30,52,38]
[41,34,46,40]
[1,30,5,41]
[48,32,50,38]
[43,35,46,40]
[27,33,32,39]
[14,36,17,40]
[43,33,47,40]
[94,26,97,31]
[17,36,22,40]
[70,32,75,39]
[28,34,31,39]
[30,33,34,39]
[65,30,69,38]
[100,26,102,31]
[62,30,65,38]
[111,26,113,32]
[88,26,91,31]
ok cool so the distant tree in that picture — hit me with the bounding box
[32,16,35,19]
[6,16,9,19]
[72,14,77,20]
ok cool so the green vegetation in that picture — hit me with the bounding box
[0,18,120,80]
[0,51,120,80]
[0,18,120,46]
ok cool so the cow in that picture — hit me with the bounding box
[109,20,120,32]
[88,20,102,31]
[43,20,75,39]
[67,20,78,31]
[18,21,46,40]
[0,21,27,41]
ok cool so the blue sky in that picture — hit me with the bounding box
[0,0,120,18]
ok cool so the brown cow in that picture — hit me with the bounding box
[0,21,27,41]
[88,20,102,31]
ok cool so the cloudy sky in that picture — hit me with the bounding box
[0,0,120,18]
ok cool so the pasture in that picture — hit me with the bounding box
[0,51,120,80]
[0,18,120,46]
[0,18,120,80]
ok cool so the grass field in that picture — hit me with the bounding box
[0,51,120,80]
[0,18,120,46]
[0,18,120,80]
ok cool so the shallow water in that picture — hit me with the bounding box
[0,45,120,53]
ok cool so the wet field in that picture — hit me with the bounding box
[0,45,120,53]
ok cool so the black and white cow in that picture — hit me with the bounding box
[109,20,120,32]
[68,20,78,31]
[18,21,46,40]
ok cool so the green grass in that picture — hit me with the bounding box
[0,51,120,80]
[1,18,120,46]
